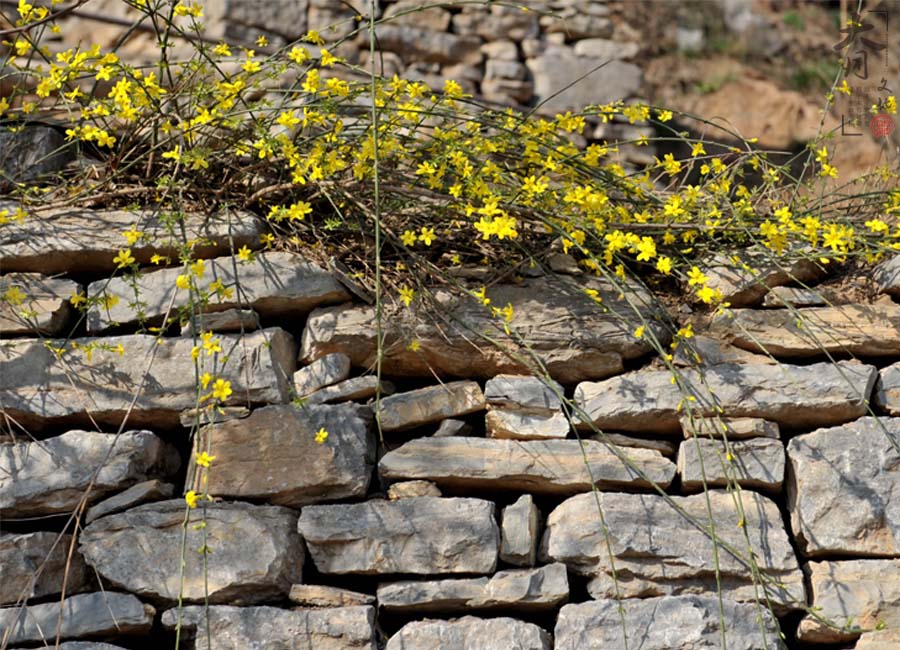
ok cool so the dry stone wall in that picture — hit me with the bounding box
[2,203,900,650]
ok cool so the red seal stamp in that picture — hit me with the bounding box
[870,113,896,138]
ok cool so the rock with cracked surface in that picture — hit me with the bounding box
[294,352,351,397]
[486,409,570,440]
[374,381,485,432]
[500,494,540,567]
[680,415,780,440]
[80,500,303,604]
[874,361,900,415]
[0,273,78,336]
[541,490,805,612]
[288,585,374,608]
[379,436,675,494]
[0,532,91,606]
[84,479,174,523]
[299,497,498,575]
[386,616,551,650]
[678,437,785,492]
[700,250,823,307]
[787,416,900,557]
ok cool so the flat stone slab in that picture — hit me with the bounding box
[541,490,805,612]
[875,362,900,415]
[678,437,785,492]
[798,559,900,643]
[700,250,823,307]
[161,605,376,650]
[187,404,373,507]
[486,409,570,440]
[723,303,900,357]
[0,532,91,606]
[680,415,780,440]
[0,273,78,336]
[0,206,262,274]
[86,251,349,332]
[857,629,900,649]
[575,361,875,434]
[787,416,900,557]
[596,433,678,456]
[555,595,786,650]
[873,254,900,296]
[386,616,551,650]
[301,275,667,384]
[762,286,829,308]
[379,436,675,494]
[0,592,154,646]
[305,376,394,405]
[374,381,485,432]
[376,563,568,614]
[387,480,442,500]
[80,500,303,604]
[288,584,375,608]
[484,374,563,413]
[0,327,296,430]
[180,308,259,335]
[294,352,351,397]
[84,479,174,523]
[1,430,178,517]
[298,497,498,576]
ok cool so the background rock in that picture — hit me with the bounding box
[0,532,91,606]
[386,616,551,650]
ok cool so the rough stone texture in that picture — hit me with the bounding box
[542,490,805,611]
[294,352,351,397]
[80,500,303,604]
[500,495,540,567]
[555,596,786,650]
[0,532,91,606]
[875,362,900,415]
[383,0,451,32]
[86,251,349,332]
[301,275,667,384]
[486,409,570,440]
[388,480,442,500]
[541,10,613,40]
[787,417,900,557]
[873,254,900,296]
[0,126,75,187]
[0,592,154,646]
[161,605,376,650]
[0,430,178,517]
[288,584,375,608]
[386,616,551,650]
[375,25,483,65]
[84,479,174,523]
[678,437,785,492]
[180,308,259,335]
[299,497,498,575]
[377,563,568,614]
[187,404,372,507]
[304,376,394,405]
[452,5,538,42]
[375,381,486,432]
[701,251,823,307]
[724,303,900,357]
[575,361,876,434]
[680,415,780,440]
[433,418,470,437]
[527,49,641,114]
[484,374,562,412]
[596,433,678,456]
[762,286,829,308]
[0,273,78,336]
[0,206,262,274]
[856,629,900,649]
[204,0,308,45]
[573,38,640,60]
[672,334,776,367]
[0,327,296,430]
[379,436,675,494]
[797,560,900,643]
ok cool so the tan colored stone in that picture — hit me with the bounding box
[486,409,569,440]
[0,273,78,336]
[678,437,785,492]
[387,616,551,650]
[180,308,259,335]
[856,629,900,649]
[701,251,823,307]
[288,584,374,608]
[680,416,780,440]
[294,352,351,397]
[375,381,485,432]
[387,480,441,500]
[500,494,540,567]
[305,376,394,405]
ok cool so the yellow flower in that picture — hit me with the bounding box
[315,427,329,444]
[656,109,673,122]
[195,451,216,468]
[200,372,212,389]
[634,325,645,339]
[70,291,86,308]
[256,35,268,47]
[289,46,310,64]
[304,30,325,45]
[212,379,233,402]
[406,340,421,352]
[838,79,852,95]
[176,274,191,290]
[122,225,143,245]
[656,256,672,274]
[399,286,415,307]
[190,259,205,278]
[401,230,417,246]
[691,142,706,157]
[213,42,231,57]
[201,331,222,356]
[113,249,135,268]
[185,490,199,508]
[419,227,435,246]
[237,245,253,262]
[686,266,708,286]
[150,254,168,265]
[3,286,26,305]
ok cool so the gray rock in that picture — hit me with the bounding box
[204,0,308,45]
[452,5,539,41]
[874,255,900,296]
[375,381,485,432]
[672,334,777,367]
[724,303,900,357]
[797,559,900,643]
[500,495,540,567]
[486,409,570,440]
[187,404,372,507]
[379,436,675,494]
[433,418,471,437]
[680,415,780,440]
[541,12,613,40]
[0,327,296,430]
[294,352,351,397]
[80,500,303,604]
[541,490,805,611]
[594,433,678,456]
[388,480,442,499]
[875,362,900,415]
[178,406,249,428]
[180,308,259,335]
[484,59,528,82]
[305,376,394,405]
[383,0,451,31]
[787,416,900,557]
[762,286,829,308]
[299,497,498,575]
[555,595,786,650]
[484,374,562,413]
[701,251,823,307]
[86,251,349,332]
[678,437,785,492]
[301,275,667,384]
[573,38,640,60]
[0,592,153,646]
[856,629,900,649]
[0,273,78,336]
[481,40,519,60]
[375,25,483,65]
[161,605,376,650]
[0,430,178,517]
[289,584,374,608]
[0,532,91,606]
[386,616,551,650]
[0,206,261,274]
[0,126,75,187]
[377,563,568,614]
[85,479,174,523]
[527,49,641,114]
[575,361,876,434]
